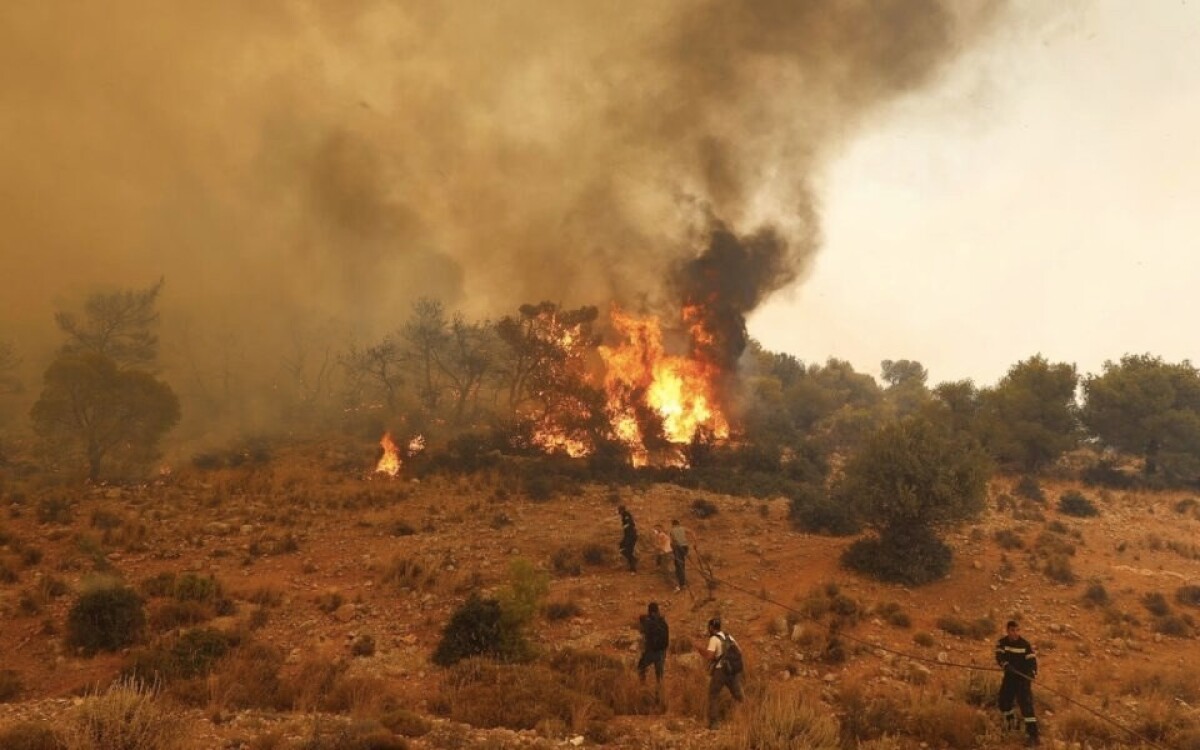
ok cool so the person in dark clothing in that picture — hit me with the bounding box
[637,602,670,688]
[995,620,1039,746]
[618,505,638,572]
[669,519,689,591]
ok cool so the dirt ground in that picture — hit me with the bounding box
[1,445,1198,748]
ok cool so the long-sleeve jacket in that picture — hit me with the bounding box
[995,635,1038,679]
[620,511,637,547]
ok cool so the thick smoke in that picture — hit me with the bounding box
[0,0,1005,438]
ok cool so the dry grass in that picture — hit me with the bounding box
[724,682,839,750]
[62,677,184,750]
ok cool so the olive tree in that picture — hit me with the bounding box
[1082,354,1200,481]
[838,415,991,585]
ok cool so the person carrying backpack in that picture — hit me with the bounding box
[698,617,744,729]
[637,602,670,687]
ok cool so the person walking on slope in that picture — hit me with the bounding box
[652,525,673,573]
[669,519,689,591]
[698,617,743,729]
[618,505,638,573]
[637,602,670,691]
[995,620,1039,746]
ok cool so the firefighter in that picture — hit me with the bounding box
[995,619,1039,746]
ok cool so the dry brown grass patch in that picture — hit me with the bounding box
[63,677,185,750]
[725,682,839,750]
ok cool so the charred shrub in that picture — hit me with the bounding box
[1058,490,1100,518]
[436,431,502,473]
[67,580,146,655]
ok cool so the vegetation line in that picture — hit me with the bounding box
[703,568,1176,750]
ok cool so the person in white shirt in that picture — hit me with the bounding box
[696,617,743,728]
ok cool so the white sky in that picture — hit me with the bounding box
[750,0,1200,388]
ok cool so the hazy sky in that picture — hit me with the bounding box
[4,0,1195,406]
[752,0,1200,387]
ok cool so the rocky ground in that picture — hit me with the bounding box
[1,445,1198,748]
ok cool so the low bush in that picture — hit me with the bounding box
[1177,585,1200,608]
[66,580,146,655]
[0,721,63,750]
[431,595,528,666]
[1014,476,1045,502]
[64,678,183,750]
[789,484,860,536]
[691,497,718,519]
[992,529,1024,550]
[543,600,582,621]
[1154,615,1195,638]
[935,615,995,640]
[1042,553,1076,584]
[841,527,952,586]
[731,683,839,750]
[1143,592,1172,617]
[550,547,582,577]
[580,543,613,567]
[1058,490,1100,518]
[1082,580,1110,607]
[378,709,431,738]
[0,668,23,702]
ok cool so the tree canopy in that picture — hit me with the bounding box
[977,355,1079,472]
[30,353,180,480]
[1082,354,1200,480]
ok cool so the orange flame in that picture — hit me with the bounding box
[376,432,402,477]
[600,306,729,465]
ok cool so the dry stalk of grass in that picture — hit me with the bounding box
[63,677,185,750]
[725,682,839,750]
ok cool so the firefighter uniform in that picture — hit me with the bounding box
[995,632,1039,745]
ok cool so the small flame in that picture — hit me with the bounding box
[407,435,426,456]
[376,432,402,477]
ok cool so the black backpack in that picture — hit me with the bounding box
[643,614,669,650]
[717,633,744,675]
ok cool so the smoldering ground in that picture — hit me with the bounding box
[0,0,1012,440]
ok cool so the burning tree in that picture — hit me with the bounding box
[496,302,606,457]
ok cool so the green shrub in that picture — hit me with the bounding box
[432,595,527,666]
[67,581,146,655]
[1058,490,1100,518]
[789,484,860,536]
[173,573,222,603]
[841,528,952,586]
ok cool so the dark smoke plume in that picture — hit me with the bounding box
[0,0,1008,438]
